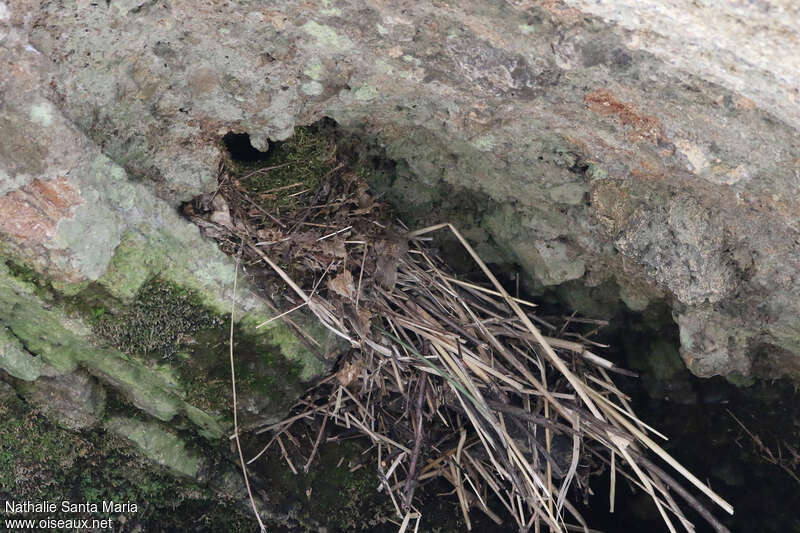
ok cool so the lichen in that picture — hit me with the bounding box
[304,61,323,80]
[301,21,353,51]
[353,84,379,101]
[302,80,324,95]
[28,101,55,126]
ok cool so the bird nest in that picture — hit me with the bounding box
[186,143,732,533]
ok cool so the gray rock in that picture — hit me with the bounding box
[17,371,106,430]
[0,0,798,385]
[105,416,205,479]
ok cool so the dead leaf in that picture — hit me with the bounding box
[320,238,348,259]
[327,269,356,300]
[256,228,283,241]
[374,233,408,291]
[343,304,373,339]
[336,360,363,387]
[351,204,374,215]
[357,307,373,329]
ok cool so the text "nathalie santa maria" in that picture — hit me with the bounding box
[5,501,138,514]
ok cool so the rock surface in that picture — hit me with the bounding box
[1,0,799,470]
[1,1,799,529]
[3,0,793,380]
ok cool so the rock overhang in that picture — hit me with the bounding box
[0,0,798,384]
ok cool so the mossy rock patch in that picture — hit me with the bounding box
[0,391,253,531]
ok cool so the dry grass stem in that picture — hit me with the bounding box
[191,157,733,533]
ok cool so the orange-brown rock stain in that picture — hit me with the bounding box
[0,177,82,245]
[584,88,665,144]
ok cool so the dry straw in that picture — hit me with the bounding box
[192,153,733,533]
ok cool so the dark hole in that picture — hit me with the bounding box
[221,132,269,162]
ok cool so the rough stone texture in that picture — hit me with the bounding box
[16,371,106,430]
[106,416,205,478]
[0,324,58,381]
[0,263,210,425]
[1,1,799,388]
[561,0,800,130]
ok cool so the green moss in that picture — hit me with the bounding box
[0,325,54,381]
[227,124,337,209]
[247,434,475,532]
[3,259,54,300]
[82,277,313,427]
[253,440,394,531]
[0,391,253,530]
[0,268,84,375]
[98,229,166,300]
[87,353,183,422]
[1,253,320,437]
[96,222,242,316]
[177,324,307,426]
[106,416,204,478]
[87,271,311,425]
[90,277,224,360]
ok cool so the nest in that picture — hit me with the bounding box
[186,151,733,533]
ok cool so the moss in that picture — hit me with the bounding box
[252,439,395,531]
[87,353,183,422]
[97,229,166,301]
[0,325,54,381]
[85,271,310,426]
[1,262,189,422]
[90,277,224,360]
[95,222,242,316]
[226,124,338,209]
[1,253,319,438]
[0,267,84,375]
[177,324,307,426]
[247,434,477,532]
[3,259,54,300]
[80,276,312,428]
[0,391,253,530]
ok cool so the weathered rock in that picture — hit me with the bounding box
[0,2,799,530]
[0,262,310,439]
[16,371,106,430]
[0,325,57,381]
[0,0,798,390]
[627,339,697,404]
[105,416,205,479]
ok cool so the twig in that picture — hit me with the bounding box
[255,301,309,329]
[228,252,266,532]
[304,412,329,473]
[404,375,428,510]
[239,162,292,180]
